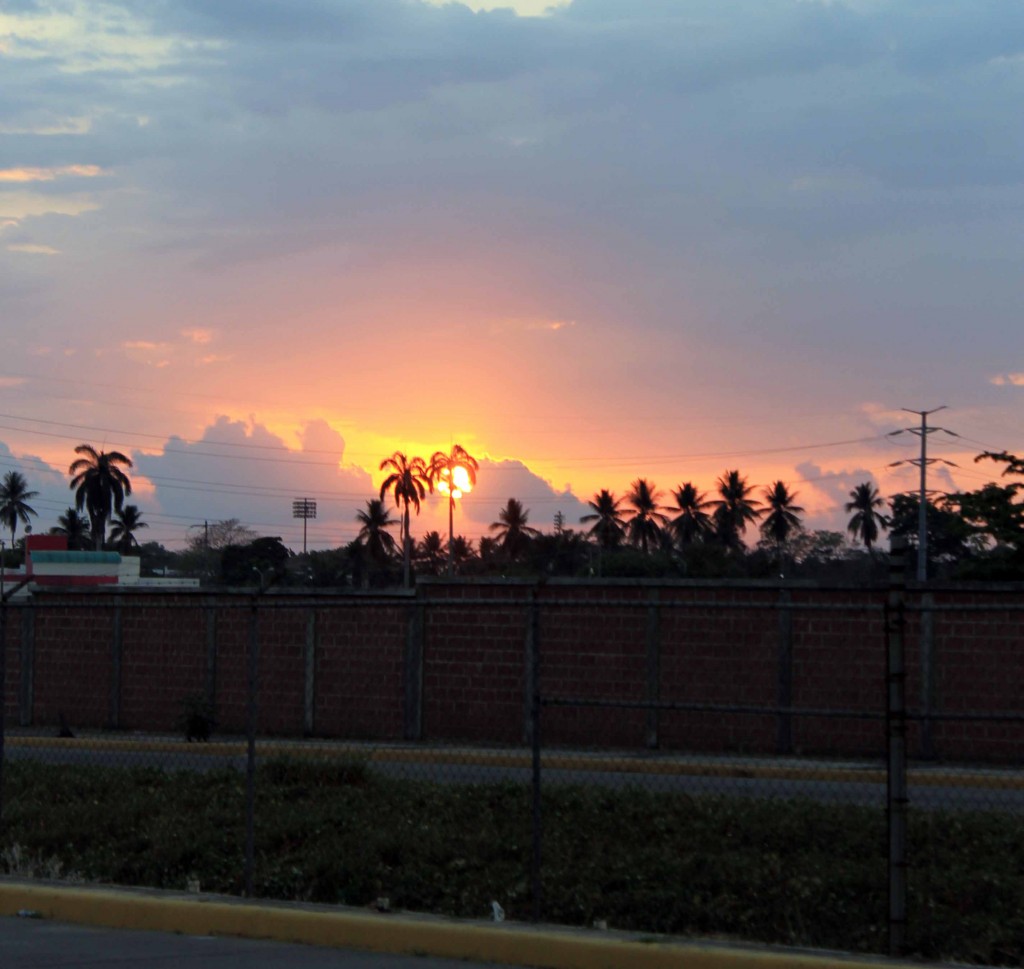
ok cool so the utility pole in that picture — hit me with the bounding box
[887,407,958,582]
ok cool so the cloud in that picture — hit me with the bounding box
[0,116,92,135]
[0,193,100,221]
[132,417,375,548]
[0,165,106,183]
[6,242,59,255]
[490,317,578,333]
[795,461,880,532]
[458,457,591,534]
[181,328,213,344]
[990,374,1024,387]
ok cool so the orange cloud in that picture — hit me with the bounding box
[6,242,59,255]
[0,164,105,182]
[182,328,214,344]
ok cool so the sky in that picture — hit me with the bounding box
[2,0,1024,552]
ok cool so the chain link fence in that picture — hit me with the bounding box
[1,548,1022,963]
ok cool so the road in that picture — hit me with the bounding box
[6,735,1024,811]
[0,915,503,969]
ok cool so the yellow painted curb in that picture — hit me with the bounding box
[0,882,922,969]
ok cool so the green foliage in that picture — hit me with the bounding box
[946,483,1024,555]
[2,759,1024,963]
[221,536,291,586]
[138,541,178,576]
[889,494,977,573]
[178,693,216,742]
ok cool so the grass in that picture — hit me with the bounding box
[1,758,1022,965]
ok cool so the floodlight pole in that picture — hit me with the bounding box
[291,499,317,555]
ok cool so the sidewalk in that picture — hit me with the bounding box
[0,880,949,969]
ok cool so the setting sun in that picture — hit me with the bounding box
[435,464,473,499]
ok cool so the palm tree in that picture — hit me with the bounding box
[845,481,888,551]
[379,451,431,588]
[668,482,714,547]
[625,478,668,554]
[50,507,91,551]
[712,469,762,550]
[580,489,626,549]
[490,498,540,559]
[68,444,133,550]
[415,530,447,575]
[355,499,398,579]
[0,470,38,550]
[760,481,805,575]
[428,444,479,575]
[449,535,477,572]
[109,503,148,554]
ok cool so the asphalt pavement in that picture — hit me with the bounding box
[7,733,1024,811]
[0,914,502,968]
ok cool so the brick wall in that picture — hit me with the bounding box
[3,580,1022,761]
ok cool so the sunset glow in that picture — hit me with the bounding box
[435,465,474,500]
[0,0,1020,553]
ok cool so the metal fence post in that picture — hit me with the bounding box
[19,601,34,727]
[0,586,8,823]
[645,590,660,750]
[886,536,908,958]
[244,594,260,897]
[403,602,424,741]
[204,600,218,712]
[919,592,934,759]
[528,589,542,923]
[304,608,317,736]
[109,596,123,730]
[777,588,793,755]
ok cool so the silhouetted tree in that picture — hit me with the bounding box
[68,444,133,550]
[760,481,804,575]
[668,482,714,547]
[379,451,431,587]
[428,444,478,575]
[490,498,539,559]
[356,498,398,568]
[845,482,888,551]
[50,507,90,551]
[415,530,447,575]
[0,470,38,550]
[889,493,974,573]
[712,470,761,550]
[947,482,1024,550]
[449,534,476,572]
[221,536,290,586]
[109,503,147,554]
[580,489,626,549]
[625,478,667,554]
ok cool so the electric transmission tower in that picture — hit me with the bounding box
[886,406,959,581]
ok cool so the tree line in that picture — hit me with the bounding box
[2,443,1023,586]
[0,445,145,558]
